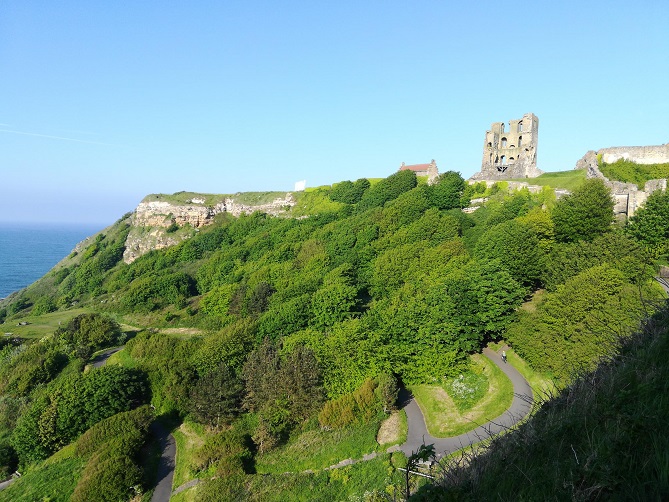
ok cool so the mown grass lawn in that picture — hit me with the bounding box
[410,353,513,437]
[0,307,91,339]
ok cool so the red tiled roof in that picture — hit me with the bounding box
[400,163,430,172]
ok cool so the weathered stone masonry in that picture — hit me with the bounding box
[471,113,542,180]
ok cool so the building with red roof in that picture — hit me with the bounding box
[399,159,439,184]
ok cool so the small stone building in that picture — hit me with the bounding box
[399,160,439,184]
[471,113,542,180]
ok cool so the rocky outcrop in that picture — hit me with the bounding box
[122,193,296,263]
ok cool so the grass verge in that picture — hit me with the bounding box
[255,419,383,473]
[192,454,399,501]
[172,420,206,489]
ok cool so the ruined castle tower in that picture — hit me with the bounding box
[471,113,542,180]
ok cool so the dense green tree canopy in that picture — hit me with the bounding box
[551,178,614,242]
[626,189,669,257]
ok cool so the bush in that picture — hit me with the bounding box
[318,377,387,429]
[75,405,154,458]
[71,451,142,502]
[55,313,122,359]
[194,427,253,475]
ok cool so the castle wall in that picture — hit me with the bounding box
[574,146,668,218]
[599,144,669,165]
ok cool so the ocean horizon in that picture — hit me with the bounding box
[0,222,103,299]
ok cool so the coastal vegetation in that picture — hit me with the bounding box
[0,168,666,500]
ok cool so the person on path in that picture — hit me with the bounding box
[502,350,507,363]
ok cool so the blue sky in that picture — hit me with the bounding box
[1,1,667,225]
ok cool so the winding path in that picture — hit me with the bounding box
[92,345,177,502]
[170,347,534,497]
[399,347,533,459]
[90,346,123,368]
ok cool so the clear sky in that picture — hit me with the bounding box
[1,1,667,225]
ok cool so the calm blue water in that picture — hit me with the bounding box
[0,223,101,299]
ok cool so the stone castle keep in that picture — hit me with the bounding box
[471,113,542,180]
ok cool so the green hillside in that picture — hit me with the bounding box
[0,171,667,500]
[416,303,669,501]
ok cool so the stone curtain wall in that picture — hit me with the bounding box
[599,144,669,165]
[574,145,669,219]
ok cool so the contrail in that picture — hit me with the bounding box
[0,128,117,146]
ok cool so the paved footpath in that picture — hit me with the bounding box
[400,347,533,458]
[150,422,176,502]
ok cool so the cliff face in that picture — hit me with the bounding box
[122,193,296,263]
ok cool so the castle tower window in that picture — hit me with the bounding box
[501,137,507,148]
[487,142,492,148]
[518,121,523,132]
[518,136,522,147]
[509,157,515,162]
[501,155,507,165]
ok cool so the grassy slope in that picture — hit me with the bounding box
[0,446,85,502]
[599,158,669,189]
[421,304,669,501]
[506,169,587,192]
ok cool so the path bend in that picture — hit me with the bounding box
[400,347,533,458]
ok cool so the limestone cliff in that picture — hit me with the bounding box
[123,192,296,263]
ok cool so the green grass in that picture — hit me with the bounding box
[290,188,344,217]
[507,169,587,191]
[255,419,383,473]
[142,191,293,207]
[443,369,488,413]
[489,343,556,404]
[172,420,207,489]
[600,158,669,189]
[189,454,399,502]
[106,346,137,367]
[0,456,85,502]
[410,354,513,437]
[0,307,91,339]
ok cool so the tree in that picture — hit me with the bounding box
[329,178,370,204]
[358,170,418,210]
[55,313,122,360]
[626,189,669,258]
[190,363,242,427]
[428,171,468,209]
[242,340,324,449]
[551,179,614,242]
[474,219,545,287]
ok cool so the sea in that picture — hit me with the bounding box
[0,223,102,300]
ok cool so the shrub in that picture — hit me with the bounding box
[75,405,154,458]
[194,427,253,475]
[318,377,387,429]
[71,451,142,502]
